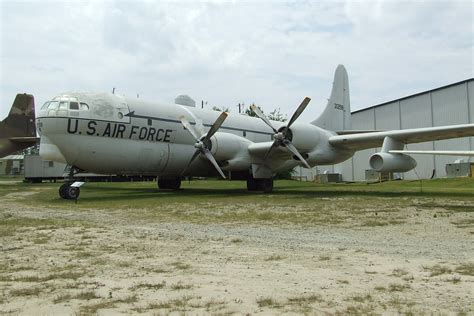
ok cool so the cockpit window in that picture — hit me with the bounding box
[58,101,68,110]
[80,102,89,111]
[47,101,59,110]
[70,102,79,110]
[41,102,50,110]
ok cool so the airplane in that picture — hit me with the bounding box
[0,94,39,158]
[29,65,474,199]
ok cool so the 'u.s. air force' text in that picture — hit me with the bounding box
[67,119,173,143]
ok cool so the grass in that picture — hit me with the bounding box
[10,287,42,297]
[388,283,411,292]
[423,264,452,277]
[171,261,191,270]
[264,254,285,261]
[130,281,166,291]
[455,262,474,276]
[1,178,473,228]
[256,297,282,308]
[170,282,193,290]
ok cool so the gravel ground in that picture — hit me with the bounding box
[0,190,473,315]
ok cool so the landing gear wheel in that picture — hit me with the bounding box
[261,178,274,193]
[158,177,181,190]
[67,186,80,200]
[246,177,258,191]
[59,183,81,199]
[59,183,70,199]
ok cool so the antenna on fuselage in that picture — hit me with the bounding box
[112,87,115,94]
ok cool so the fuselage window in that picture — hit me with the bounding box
[80,103,89,111]
[47,101,59,110]
[41,102,50,110]
[70,102,79,110]
[58,101,68,110]
[243,131,247,137]
[147,119,152,126]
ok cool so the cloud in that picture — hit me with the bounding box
[1,0,472,123]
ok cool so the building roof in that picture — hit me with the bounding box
[352,78,474,114]
[0,155,24,160]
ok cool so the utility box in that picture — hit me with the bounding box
[445,162,473,178]
[318,173,342,183]
[365,169,394,181]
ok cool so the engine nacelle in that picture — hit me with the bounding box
[210,132,252,170]
[285,123,321,152]
[369,152,417,173]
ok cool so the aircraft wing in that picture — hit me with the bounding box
[9,137,40,144]
[329,123,474,151]
[247,141,292,158]
[389,150,474,156]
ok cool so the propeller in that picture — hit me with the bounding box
[251,97,312,169]
[180,112,228,179]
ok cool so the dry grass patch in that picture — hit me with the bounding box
[256,297,282,308]
[423,264,452,277]
[264,255,285,261]
[130,281,166,291]
[455,262,474,276]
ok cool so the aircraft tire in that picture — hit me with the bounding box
[59,183,69,199]
[246,177,258,191]
[261,179,273,193]
[158,178,181,190]
[66,186,80,200]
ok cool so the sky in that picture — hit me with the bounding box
[1,0,473,123]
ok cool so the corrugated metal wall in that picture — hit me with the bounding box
[339,79,473,181]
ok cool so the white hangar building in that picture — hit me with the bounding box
[317,78,474,181]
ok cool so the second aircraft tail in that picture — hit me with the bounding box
[311,64,351,132]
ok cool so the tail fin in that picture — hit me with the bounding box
[311,64,351,131]
[0,94,37,157]
[3,93,36,136]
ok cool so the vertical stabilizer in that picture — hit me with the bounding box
[311,64,351,131]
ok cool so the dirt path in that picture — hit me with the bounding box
[0,191,473,315]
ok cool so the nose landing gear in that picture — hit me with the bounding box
[58,165,83,200]
[59,183,80,200]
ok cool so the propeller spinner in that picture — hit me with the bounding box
[180,112,228,179]
[251,97,312,169]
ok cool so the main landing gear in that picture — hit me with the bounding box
[247,177,274,193]
[157,177,181,190]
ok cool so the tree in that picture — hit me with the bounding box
[244,103,264,117]
[212,105,230,112]
[267,108,287,122]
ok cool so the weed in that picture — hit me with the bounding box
[264,255,285,261]
[424,264,452,276]
[171,282,193,290]
[10,287,42,297]
[130,281,166,291]
[391,268,409,277]
[230,238,242,243]
[388,283,410,292]
[171,261,191,270]
[256,297,282,308]
[455,262,474,276]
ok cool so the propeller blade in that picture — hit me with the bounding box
[283,140,311,169]
[250,104,278,133]
[181,149,201,175]
[287,97,311,128]
[263,140,280,161]
[204,111,228,142]
[179,116,201,141]
[203,148,227,179]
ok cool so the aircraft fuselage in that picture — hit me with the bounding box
[37,92,353,177]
